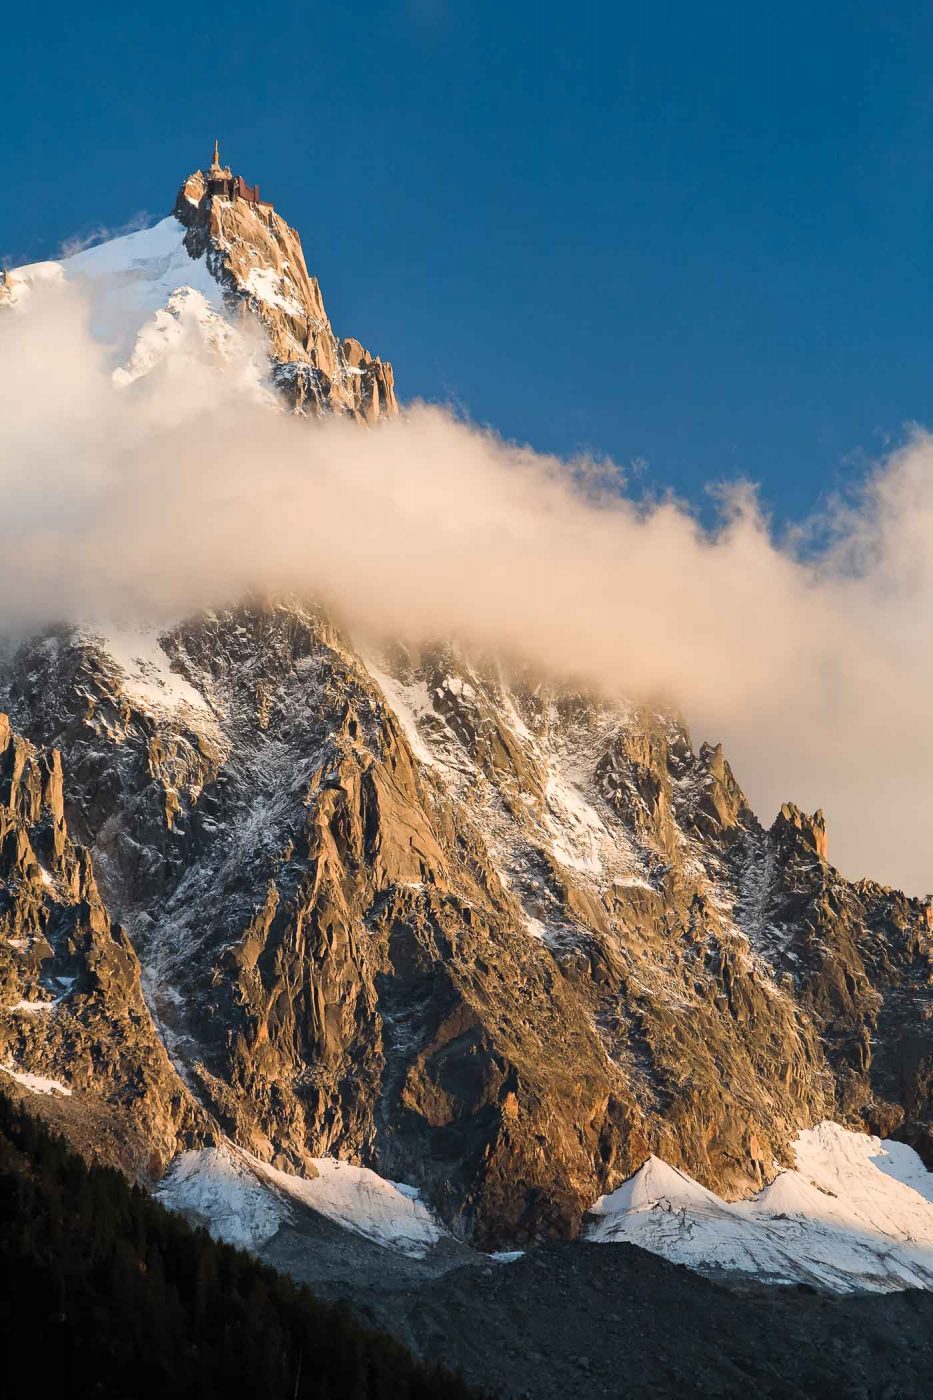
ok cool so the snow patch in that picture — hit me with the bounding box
[544,771,609,874]
[243,267,306,319]
[362,657,438,767]
[82,624,210,715]
[9,997,60,1014]
[1,1064,72,1097]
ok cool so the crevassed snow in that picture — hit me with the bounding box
[157,1140,448,1257]
[1,1063,72,1097]
[156,1145,286,1249]
[586,1121,933,1294]
[793,1120,933,1226]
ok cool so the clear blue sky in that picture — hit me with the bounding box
[4,1,932,525]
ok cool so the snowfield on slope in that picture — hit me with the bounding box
[80,623,213,717]
[5,217,221,340]
[586,1121,933,1293]
[157,1141,449,1256]
[2,216,269,395]
[1,1063,72,1097]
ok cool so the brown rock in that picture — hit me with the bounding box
[174,158,398,423]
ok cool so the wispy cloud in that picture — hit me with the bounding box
[58,212,153,259]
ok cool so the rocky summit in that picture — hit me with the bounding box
[173,144,397,421]
[170,147,397,421]
[1,147,932,1395]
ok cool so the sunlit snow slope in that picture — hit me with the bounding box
[2,217,266,391]
[156,1139,449,1257]
[587,1121,933,1294]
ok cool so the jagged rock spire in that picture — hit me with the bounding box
[175,155,398,422]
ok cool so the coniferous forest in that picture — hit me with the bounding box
[0,1092,488,1400]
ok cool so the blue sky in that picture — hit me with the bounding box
[4,1,932,527]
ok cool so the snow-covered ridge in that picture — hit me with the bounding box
[587,1121,933,1294]
[2,216,261,390]
[112,286,249,387]
[6,218,220,330]
[157,1140,449,1257]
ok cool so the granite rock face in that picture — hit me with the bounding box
[0,711,204,1174]
[1,607,929,1245]
[175,163,397,422]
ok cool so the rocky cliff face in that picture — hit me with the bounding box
[175,162,397,422]
[0,710,204,1172]
[1,604,929,1245]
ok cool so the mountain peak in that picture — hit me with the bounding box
[175,150,397,422]
[181,141,268,212]
[2,148,398,424]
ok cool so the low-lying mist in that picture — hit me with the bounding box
[2,284,931,895]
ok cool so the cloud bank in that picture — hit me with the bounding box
[1,284,931,894]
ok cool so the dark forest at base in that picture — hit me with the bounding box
[0,1091,488,1400]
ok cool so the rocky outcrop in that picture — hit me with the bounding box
[174,163,397,422]
[0,710,204,1175]
[2,605,929,1244]
[747,810,933,1167]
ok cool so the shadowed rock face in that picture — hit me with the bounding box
[1,602,929,1245]
[174,166,397,422]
